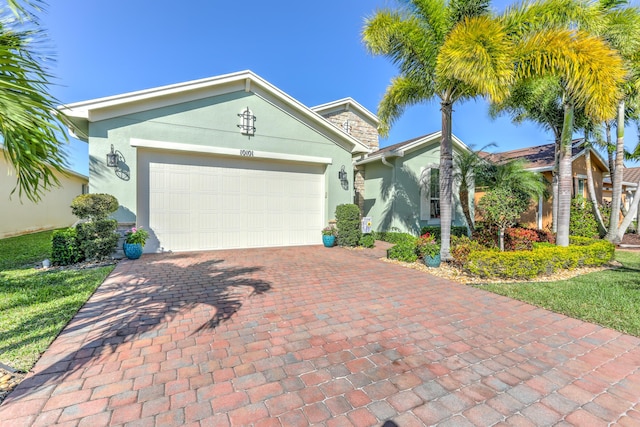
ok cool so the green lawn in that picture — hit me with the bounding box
[477,250,640,337]
[0,231,115,372]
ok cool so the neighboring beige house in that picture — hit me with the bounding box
[475,140,609,230]
[0,151,88,239]
[603,166,640,228]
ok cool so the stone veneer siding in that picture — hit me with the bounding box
[321,110,379,151]
[354,166,366,213]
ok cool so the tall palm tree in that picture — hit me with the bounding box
[363,0,512,260]
[1,2,68,201]
[364,0,624,254]
[593,2,640,243]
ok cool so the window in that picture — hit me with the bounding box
[82,183,89,194]
[574,177,586,198]
[430,168,440,219]
[420,166,440,221]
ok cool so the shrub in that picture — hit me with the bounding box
[387,234,418,262]
[76,219,119,260]
[569,236,598,246]
[374,231,415,244]
[419,226,468,241]
[416,233,439,258]
[505,227,540,251]
[71,193,119,221]
[472,224,499,249]
[450,235,486,267]
[51,228,83,266]
[570,196,599,238]
[535,229,555,244]
[335,204,361,247]
[465,240,614,279]
[360,233,375,248]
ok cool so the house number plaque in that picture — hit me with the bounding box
[240,149,254,157]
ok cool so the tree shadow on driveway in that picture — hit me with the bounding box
[1,252,271,405]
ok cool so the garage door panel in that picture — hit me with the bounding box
[146,154,325,252]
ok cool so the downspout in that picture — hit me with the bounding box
[381,154,393,168]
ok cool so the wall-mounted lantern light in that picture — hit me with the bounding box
[106,144,118,167]
[238,107,256,136]
[338,165,348,188]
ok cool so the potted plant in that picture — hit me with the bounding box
[416,232,441,267]
[321,226,337,248]
[123,226,149,259]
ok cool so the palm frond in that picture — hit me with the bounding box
[377,75,436,136]
[516,29,625,122]
[436,16,514,104]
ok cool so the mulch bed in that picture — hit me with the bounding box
[0,364,25,406]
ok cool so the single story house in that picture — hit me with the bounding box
[0,148,88,239]
[59,71,371,253]
[476,139,609,230]
[354,132,471,235]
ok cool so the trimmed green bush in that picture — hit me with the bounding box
[360,233,375,248]
[450,235,486,267]
[335,204,361,247]
[71,193,119,221]
[51,228,83,266]
[465,240,615,279]
[387,235,418,262]
[570,196,599,238]
[569,235,598,246]
[374,231,415,244]
[420,226,468,241]
[76,219,119,261]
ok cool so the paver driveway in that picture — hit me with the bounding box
[1,245,639,426]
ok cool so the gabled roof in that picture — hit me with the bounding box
[58,70,371,154]
[603,166,640,188]
[311,98,379,127]
[624,166,640,185]
[354,131,469,165]
[491,139,609,172]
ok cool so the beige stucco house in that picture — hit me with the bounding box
[0,151,88,239]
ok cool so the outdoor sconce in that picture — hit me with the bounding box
[238,107,256,136]
[106,144,118,167]
[338,165,348,187]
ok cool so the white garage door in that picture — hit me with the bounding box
[147,155,325,252]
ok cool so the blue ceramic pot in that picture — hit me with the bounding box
[424,254,441,268]
[123,242,143,260]
[322,235,336,248]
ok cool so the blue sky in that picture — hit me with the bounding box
[35,0,639,175]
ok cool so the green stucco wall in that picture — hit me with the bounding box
[87,90,354,225]
[363,140,469,235]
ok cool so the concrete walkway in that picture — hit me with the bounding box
[1,245,639,426]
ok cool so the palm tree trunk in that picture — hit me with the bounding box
[584,148,607,236]
[556,101,574,247]
[617,179,640,241]
[605,101,625,243]
[460,187,474,234]
[440,99,454,260]
[552,140,560,233]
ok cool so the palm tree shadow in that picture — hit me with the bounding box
[379,165,423,234]
[3,253,272,403]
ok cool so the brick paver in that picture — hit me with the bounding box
[1,244,639,426]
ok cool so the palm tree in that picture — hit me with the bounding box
[593,2,640,243]
[363,0,512,260]
[1,2,68,201]
[364,0,625,256]
[452,143,495,232]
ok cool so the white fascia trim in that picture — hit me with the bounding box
[59,70,370,155]
[130,138,333,165]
